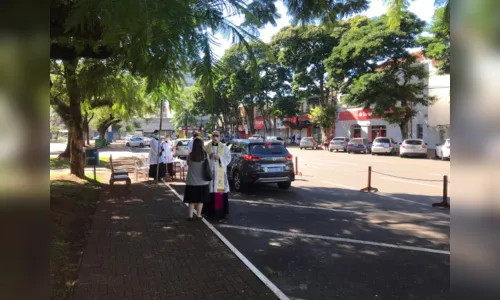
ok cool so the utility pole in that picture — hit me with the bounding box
[156,99,164,184]
[184,108,188,137]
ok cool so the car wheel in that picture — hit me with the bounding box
[140,143,144,147]
[233,171,246,192]
[300,147,303,150]
[400,155,404,158]
[277,181,291,190]
[371,153,375,156]
[347,151,351,154]
[126,142,130,147]
[329,149,333,152]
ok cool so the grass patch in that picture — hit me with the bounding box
[50,173,105,183]
[50,174,101,300]
[50,157,110,170]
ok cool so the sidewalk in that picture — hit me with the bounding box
[72,182,277,300]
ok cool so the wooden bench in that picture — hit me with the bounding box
[109,154,131,188]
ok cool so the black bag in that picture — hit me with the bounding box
[202,152,213,181]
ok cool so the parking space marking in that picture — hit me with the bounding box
[163,182,290,300]
[320,181,428,206]
[229,199,361,214]
[378,177,442,188]
[218,224,450,255]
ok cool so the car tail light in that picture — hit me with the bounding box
[285,154,293,161]
[360,144,365,147]
[176,147,179,150]
[401,145,406,148]
[422,144,427,148]
[243,154,261,161]
[447,145,450,149]
[347,143,352,146]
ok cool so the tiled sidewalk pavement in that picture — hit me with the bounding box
[72,182,277,300]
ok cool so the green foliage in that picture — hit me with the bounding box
[417,7,450,74]
[310,104,337,128]
[385,0,449,31]
[170,87,204,130]
[271,25,344,106]
[326,13,432,138]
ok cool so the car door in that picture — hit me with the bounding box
[227,143,243,180]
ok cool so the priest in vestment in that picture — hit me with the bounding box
[202,131,232,220]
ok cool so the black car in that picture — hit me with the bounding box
[226,139,295,192]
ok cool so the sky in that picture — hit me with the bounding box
[211,0,436,59]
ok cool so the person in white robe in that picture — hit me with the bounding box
[162,135,174,181]
[202,131,232,219]
[148,130,166,180]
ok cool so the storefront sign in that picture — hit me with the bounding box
[284,117,297,123]
[254,116,265,129]
[297,114,310,121]
[339,109,379,121]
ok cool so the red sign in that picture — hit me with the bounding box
[338,109,380,121]
[284,117,297,123]
[297,114,310,121]
[254,116,265,130]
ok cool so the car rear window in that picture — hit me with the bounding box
[333,138,345,143]
[250,144,288,155]
[375,138,391,143]
[405,140,423,145]
[303,137,313,140]
[350,138,363,143]
[177,140,189,146]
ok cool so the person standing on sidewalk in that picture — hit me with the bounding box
[148,130,166,180]
[203,131,232,221]
[162,135,174,182]
[183,138,210,221]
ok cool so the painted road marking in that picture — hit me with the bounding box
[163,183,290,300]
[218,224,450,255]
[320,181,428,206]
[378,177,442,188]
[229,199,361,214]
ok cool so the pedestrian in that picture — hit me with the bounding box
[188,132,199,154]
[148,130,166,181]
[202,130,232,221]
[163,135,174,182]
[183,138,211,221]
[323,135,329,151]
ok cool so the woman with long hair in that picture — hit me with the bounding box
[183,138,210,221]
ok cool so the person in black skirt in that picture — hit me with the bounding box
[183,138,210,221]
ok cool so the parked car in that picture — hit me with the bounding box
[266,136,285,145]
[371,137,399,155]
[328,137,349,152]
[226,139,295,192]
[173,138,191,159]
[126,137,151,147]
[399,139,428,158]
[124,134,135,141]
[299,137,318,150]
[347,138,371,154]
[435,138,451,160]
[249,134,265,141]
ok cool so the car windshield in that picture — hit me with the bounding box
[177,140,189,146]
[375,138,391,143]
[250,144,288,155]
[405,140,423,145]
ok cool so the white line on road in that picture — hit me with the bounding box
[378,177,442,188]
[320,181,428,206]
[229,199,360,214]
[218,224,450,255]
[163,183,290,300]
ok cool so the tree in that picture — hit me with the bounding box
[326,13,433,139]
[51,0,374,177]
[272,25,345,136]
[385,0,450,30]
[310,104,338,135]
[417,7,450,74]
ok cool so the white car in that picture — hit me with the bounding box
[399,139,428,158]
[124,134,135,141]
[299,137,318,150]
[435,138,451,160]
[371,137,399,155]
[126,137,151,147]
[266,136,285,145]
[173,139,191,159]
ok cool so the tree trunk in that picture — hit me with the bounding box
[63,59,85,178]
[58,131,71,159]
[99,128,106,139]
[244,106,255,134]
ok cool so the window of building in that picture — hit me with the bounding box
[352,125,362,138]
[371,125,386,140]
[417,124,424,139]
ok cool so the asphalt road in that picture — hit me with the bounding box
[169,145,450,300]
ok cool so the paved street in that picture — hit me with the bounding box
[170,146,450,300]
